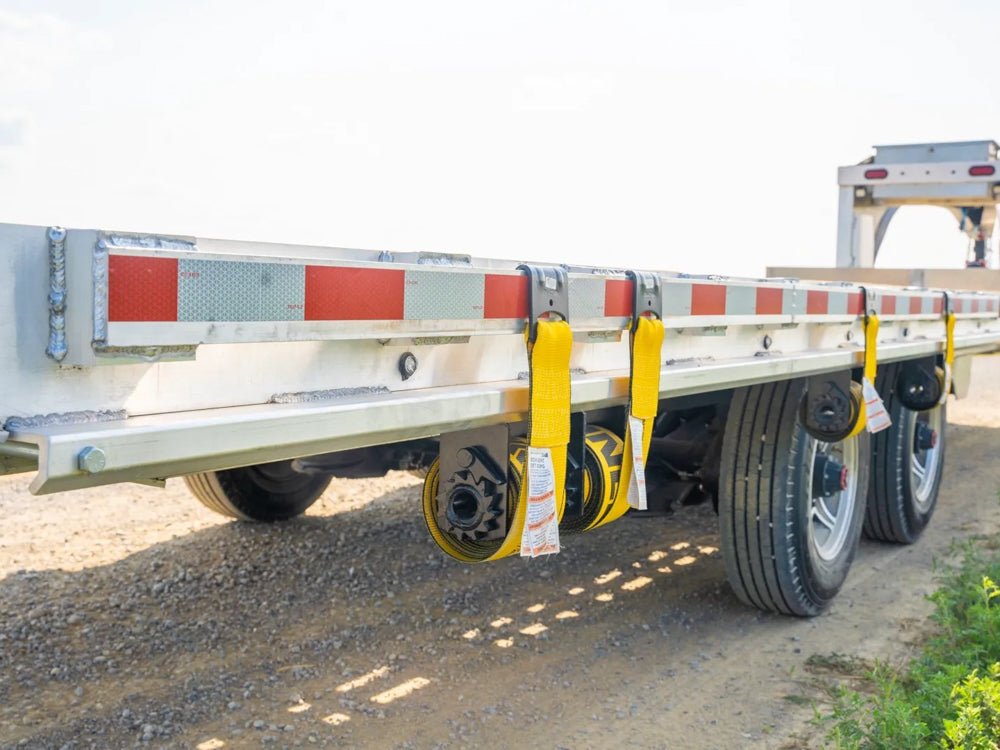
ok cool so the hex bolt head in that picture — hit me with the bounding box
[77,446,107,474]
[47,226,67,243]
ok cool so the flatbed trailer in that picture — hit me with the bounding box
[4,140,1000,616]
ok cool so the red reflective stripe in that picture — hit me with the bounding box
[954,299,964,313]
[304,266,405,320]
[881,295,896,315]
[806,290,828,314]
[108,255,178,322]
[933,297,944,314]
[847,292,864,316]
[691,284,726,315]
[909,296,922,315]
[483,274,529,319]
[603,278,633,317]
[755,287,783,315]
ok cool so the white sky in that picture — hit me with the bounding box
[1,0,998,276]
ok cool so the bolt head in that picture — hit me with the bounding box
[78,446,106,474]
[398,352,418,381]
[47,226,67,242]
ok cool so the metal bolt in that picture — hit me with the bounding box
[77,446,106,474]
[47,226,67,243]
[456,448,475,469]
[398,352,418,381]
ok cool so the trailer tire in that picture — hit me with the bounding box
[719,379,871,616]
[864,363,946,544]
[184,461,332,522]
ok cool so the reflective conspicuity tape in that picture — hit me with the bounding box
[101,251,998,346]
[101,254,911,324]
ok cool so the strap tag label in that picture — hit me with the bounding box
[520,447,561,557]
[938,362,952,407]
[627,415,648,510]
[862,377,892,434]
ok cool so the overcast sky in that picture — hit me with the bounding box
[1,0,998,276]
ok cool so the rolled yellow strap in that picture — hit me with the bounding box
[587,314,665,529]
[420,317,572,562]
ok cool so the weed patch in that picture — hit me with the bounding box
[808,543,1000,748]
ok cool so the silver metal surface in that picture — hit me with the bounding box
[873,141,998,165]
[10,330,1000,495]
[45,227,68,362]
[952,355,974,398]
[0,441,40,460]
[911,406,944,511]
[809,437,860,562]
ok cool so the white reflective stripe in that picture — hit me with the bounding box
[403,269,486,320]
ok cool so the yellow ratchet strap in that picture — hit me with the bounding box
[847,310,878,438]
[498,318,572,558]
[944,311,956,367]
[939,309,956,406]
[588,300,665,530]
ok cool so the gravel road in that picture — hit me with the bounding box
[2,356,999,750]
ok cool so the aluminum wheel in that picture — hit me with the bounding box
[809,438,860,562]
[911,406,944,512]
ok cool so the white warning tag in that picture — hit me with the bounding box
[520,447,561,558]
[862,377,892,434]
[627,415,648,510]
[938,363,952,407]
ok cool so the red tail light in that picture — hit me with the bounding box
[864,168,889,179]
[969,165,996,177]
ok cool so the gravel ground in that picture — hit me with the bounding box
[1,356,999,750]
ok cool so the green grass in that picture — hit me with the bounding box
[814,543,1000,749]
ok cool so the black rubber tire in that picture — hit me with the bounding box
[184,460,332,522]
[864,362,947,544]
[719,378,871,616]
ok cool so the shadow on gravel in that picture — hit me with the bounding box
[0,474,741,747]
